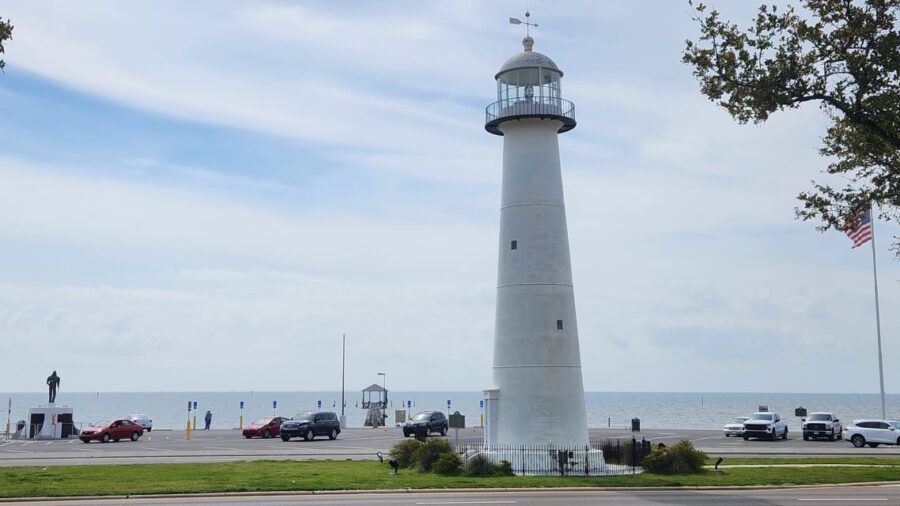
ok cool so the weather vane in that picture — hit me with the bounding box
[509,11,538,36]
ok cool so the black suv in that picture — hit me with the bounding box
[403,411,448,437]
[280,411,341,441]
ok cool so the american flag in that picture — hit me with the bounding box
[845,209,873,248]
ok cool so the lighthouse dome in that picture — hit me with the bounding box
[495,36,563,78]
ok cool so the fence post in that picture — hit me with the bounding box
[520,445,525,475]
[631,436,637,474]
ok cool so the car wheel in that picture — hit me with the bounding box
[329,428,338,440]
[81,439,90,444]
[281,435,290,442]
[131,432,139,442]
[828,430,835,441]
[101,433,110,443]
[742,435,749,441]
[262,430,271,439]
[851,434,866,448]
[869,443,880,448]
[425,425,431,435]
[440,426,447,437]
[838,432,843,440]
[304,429,314,441]
[803,435,809,441]
[782,427,788,440]
[244,435,252,439]
[403,430,410,437]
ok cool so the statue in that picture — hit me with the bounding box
[46,371,61,404]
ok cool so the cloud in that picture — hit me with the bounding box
[0,0,897,395]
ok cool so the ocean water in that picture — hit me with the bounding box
[2,391,898,431]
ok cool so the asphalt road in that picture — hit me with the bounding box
[2,427,898,467]
[10,486,900,505]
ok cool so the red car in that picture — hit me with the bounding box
[79,418,144,443]
[242,416,286,439]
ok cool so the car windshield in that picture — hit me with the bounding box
[252,418,271,425]
[93,420,113,427]
[749,413,774,421]
[413,413,431,421]
[292,413,314,422]
[729,418,746,424]
[890,421,900,429]
[808,414,831,421]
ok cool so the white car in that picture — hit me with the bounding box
[845,419,900,448]
[723,416,749,437]
[130,414,153,432]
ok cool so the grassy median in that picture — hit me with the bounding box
[1,458,899,498]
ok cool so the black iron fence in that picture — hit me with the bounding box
[452,435,652,476]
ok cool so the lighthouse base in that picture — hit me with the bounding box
[465,447,632,476]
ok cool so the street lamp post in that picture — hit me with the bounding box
[340,334,346,429]
[378,372,386,428]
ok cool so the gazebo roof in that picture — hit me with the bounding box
[362,383,386,392]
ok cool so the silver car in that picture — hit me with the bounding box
[723,416,748,437]
[130,414,153,432]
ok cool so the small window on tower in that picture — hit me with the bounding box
[557,320,564,330]
[511,240,518,250]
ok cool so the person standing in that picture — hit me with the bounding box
[204,410,212,430]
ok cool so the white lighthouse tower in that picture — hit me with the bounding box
[482,25,589,452]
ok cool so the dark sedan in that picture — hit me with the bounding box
[281,411,341,441]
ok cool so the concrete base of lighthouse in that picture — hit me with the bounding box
[479,389,624,475]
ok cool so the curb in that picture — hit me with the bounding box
[5,481,900,503]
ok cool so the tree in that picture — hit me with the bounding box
[683,0,899,254]
[0,17,12,71]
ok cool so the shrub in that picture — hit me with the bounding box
[432,452,464,475]
[641,440,707,474]
[416,438,455,472]
[601,439,642,466]
[389,439,423,469]
[464,456,514,477]
[465,453,500,477]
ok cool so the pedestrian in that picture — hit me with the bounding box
[204,410,212,430]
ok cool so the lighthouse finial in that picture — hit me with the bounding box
[508,11,538,47]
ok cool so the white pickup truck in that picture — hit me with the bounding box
[742,412,788,440]
[802,412,843,441]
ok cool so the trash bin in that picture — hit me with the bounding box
[631,418,640,432]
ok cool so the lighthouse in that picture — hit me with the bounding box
[482,28,589,450]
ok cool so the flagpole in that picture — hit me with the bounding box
[869,204,886,420]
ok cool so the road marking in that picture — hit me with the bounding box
[0,442,14,448]
[416,502,517,505]
[45,441,53,445]
[1,449,32,454]
[21,441,34,446]
[204,446,242,451]
[797,499,887,502]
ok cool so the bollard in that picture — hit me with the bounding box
[239,414,243,430]
[185,419,191,440]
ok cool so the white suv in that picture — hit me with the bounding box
[130,414,153,432]
[845,420,900,448]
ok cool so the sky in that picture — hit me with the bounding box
[0,0,897,394]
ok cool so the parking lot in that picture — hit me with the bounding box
[2,427,898,467]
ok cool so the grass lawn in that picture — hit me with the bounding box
[2,458,900,498]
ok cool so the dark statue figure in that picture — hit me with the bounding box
[46,370,61,404]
